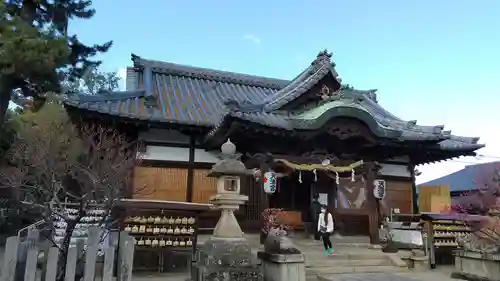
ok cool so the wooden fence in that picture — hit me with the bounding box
[0,227,135,281]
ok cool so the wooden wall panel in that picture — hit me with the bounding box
[191,169,217,204]
[419,185,451,213]
[133,167,187,202]
[382,180,413,214]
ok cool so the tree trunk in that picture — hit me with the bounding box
[56,211,84,281]
[0,90,10,127]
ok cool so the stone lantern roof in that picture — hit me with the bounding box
[207,139,252,177]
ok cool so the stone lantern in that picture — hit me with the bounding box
[207,139,250,239]
[191,139,262,281]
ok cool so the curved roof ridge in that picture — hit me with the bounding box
[359,91,446,135]
[263,50,341,111]
[449,135,481,144]
[64,90,147,102]
[131,53,289,89]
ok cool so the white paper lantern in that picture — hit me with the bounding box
[373,179,386,199]
[263,172,277,194]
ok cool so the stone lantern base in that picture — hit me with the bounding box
[191,237,263,281]
[190,139,262,281]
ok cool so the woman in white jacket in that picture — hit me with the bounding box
[317,205,335,255]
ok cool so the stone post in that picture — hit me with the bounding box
[190,139,263,281]
[258,228,306,281]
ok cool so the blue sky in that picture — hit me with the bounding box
[68,0,500,182]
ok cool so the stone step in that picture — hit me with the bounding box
[293,235,370,243]
[298,240,371,245]
[309,265,409,276]
[306,258,392,268]
[303,253,391,261]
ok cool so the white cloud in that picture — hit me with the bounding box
[242,34,262,44]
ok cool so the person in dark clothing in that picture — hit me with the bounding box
[310,193,322,240]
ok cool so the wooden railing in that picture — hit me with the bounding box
[0,227,135,281]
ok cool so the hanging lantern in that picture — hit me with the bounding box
[335,172,339,185]
[263,172,277,194]
[313,169,317,182]
[351,169,356,182]
[298,171,303,183]
[373,179,386,199]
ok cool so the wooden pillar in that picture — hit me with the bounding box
[186,136,195,202]
[259,178,270,212]
[364,162,380,244]
[409,164,419,214]
[257,167,270,244]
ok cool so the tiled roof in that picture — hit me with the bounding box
[130,54,289,90]
[418,162,500,192]
[64,50,340,126]
[207,89,484,151]
[63,50,484,152]
[64,71,281,126]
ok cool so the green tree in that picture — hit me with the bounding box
[0,0,112,125]
[62,67,121,95]
[0,108,21,161]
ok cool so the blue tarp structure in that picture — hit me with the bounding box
[418,161,500,193]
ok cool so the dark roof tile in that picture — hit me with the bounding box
[64,50,341,126]
[418,162,500,192]
[131,53,288,89]
[63,51,483,153]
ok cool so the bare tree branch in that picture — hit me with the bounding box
[0,102,143,281]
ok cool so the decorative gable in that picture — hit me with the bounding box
[278,74,341,112]
[262,50,342,112]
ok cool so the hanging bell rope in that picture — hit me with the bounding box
[335,172,340,185]
[351,169,355,182]
[298,171,302,183]
[274,159,364,172]
[313,169,317,182]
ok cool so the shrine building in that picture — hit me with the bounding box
[63,50,484,243]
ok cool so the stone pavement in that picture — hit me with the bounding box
[134,268,458,281]
[318,267,457,281]
[133,272,189,281]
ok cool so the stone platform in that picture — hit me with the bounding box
[199,233,409,279]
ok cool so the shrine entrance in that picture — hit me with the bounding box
[215,115,389,243]
[262,156,372,236]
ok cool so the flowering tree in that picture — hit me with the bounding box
[451,162,500,215]
[449,162,500,253]
[261,208,293,235]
